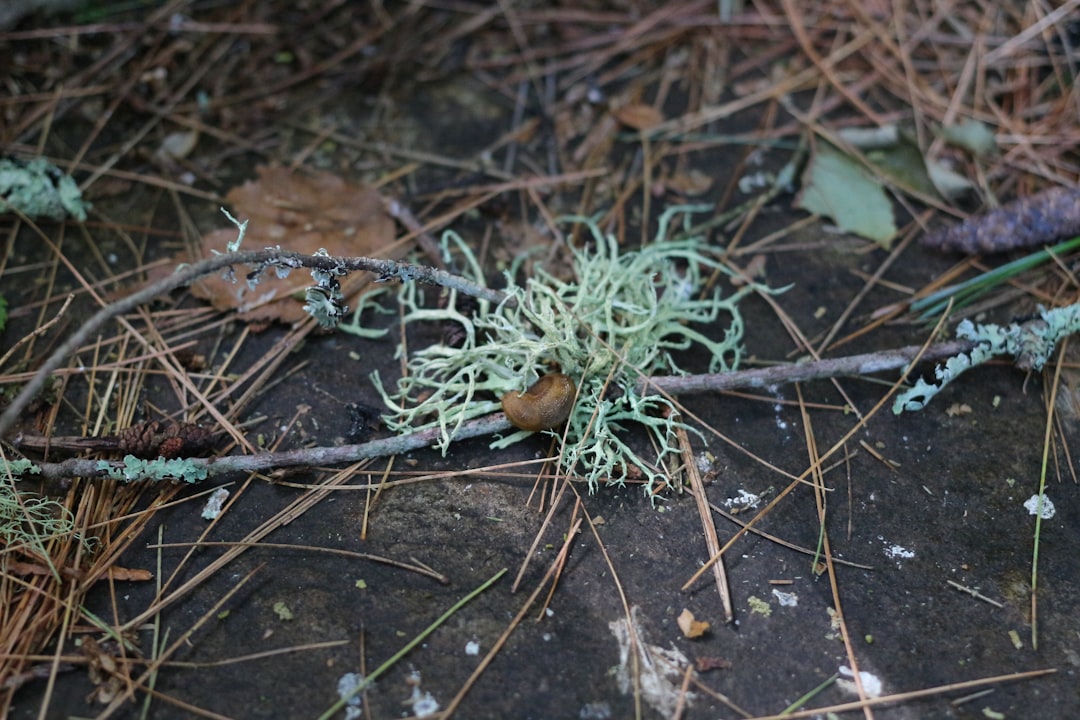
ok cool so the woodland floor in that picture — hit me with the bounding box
[1,2,1079,719]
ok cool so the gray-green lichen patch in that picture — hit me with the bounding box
[1,472,91,553]
[0,157,89,221]
[95,455,209,484]
[894,304,1080,413]
[2,458,40,476]
[371,207,768,497]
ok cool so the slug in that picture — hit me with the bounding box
[501,373,576,432]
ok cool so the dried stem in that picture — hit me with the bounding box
[0,248,506,438]
[1,241,984,484]
[640,339,975,396]
[8,337,981,484]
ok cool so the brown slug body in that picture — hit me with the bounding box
[501,373,576,431]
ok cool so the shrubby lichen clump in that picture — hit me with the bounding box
[0,476,92,554]
[369,207,761,496]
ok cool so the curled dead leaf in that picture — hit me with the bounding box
[190,165,398,326]
[695,656,732,672]
[107,566,154,582]
[664,168,713,197]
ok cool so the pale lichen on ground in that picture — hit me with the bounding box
[371,207,762,496]
[0,474,90,553]
[0,157,89,221]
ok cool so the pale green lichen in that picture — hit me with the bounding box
[1,474,91,555]
[894,304,1080,413]
[3,458,40,476]
[371,206,764,497]
[0,157,90,221]
[337,284,392,339]
[95,454,209,484]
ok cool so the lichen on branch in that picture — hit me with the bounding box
[893,304,1080,413]
[372,207,768,497]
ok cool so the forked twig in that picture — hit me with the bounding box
[0,247,505,439]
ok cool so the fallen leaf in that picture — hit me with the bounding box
[156,129,200,161]
[190,165,397,325]
[272,600,294,621]
[942,119,997,157]
[836,125,973,201]
[613,103,665,131]
[795,138,898,247]
[676,608,710,638]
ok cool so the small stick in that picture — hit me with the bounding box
[946,579,1004,608]
[676,422,733,623]
[7,337,984,485]
[639,339,975,396]
[0,248,506,439]
[8,412,514,483]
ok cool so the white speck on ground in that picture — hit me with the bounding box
[723,489,762,510]
[201,487,230,520]
[837,665,883,698]
[771,589,798,607]
[335,672,364,720]
[1023,494,1055,519]
[879,536,915,567]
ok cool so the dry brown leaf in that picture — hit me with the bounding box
[676,608,710,639]
[4,560,60,577]
[612,103,665,131]
[191,165,398,325]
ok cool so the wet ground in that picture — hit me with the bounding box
[3,4,1080,719]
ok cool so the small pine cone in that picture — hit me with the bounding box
[116,420,165,457]
[116,420,215,458]
[921,186,1080,254]
[155,436,187,459]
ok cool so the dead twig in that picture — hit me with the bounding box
[0,247,506,438]
[6,337,987,484]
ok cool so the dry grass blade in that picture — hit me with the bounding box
[794,385,873,720]
[675,423,732,623]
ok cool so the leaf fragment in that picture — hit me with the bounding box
[677,608,710,638]
[190,166,397,325]
[795,140,897,246]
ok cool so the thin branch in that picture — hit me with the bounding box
[0,239,1000,486]
[0,248,506,438]
[11,412,514,483]
[6,338,986,484]
[640,339,975,395]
